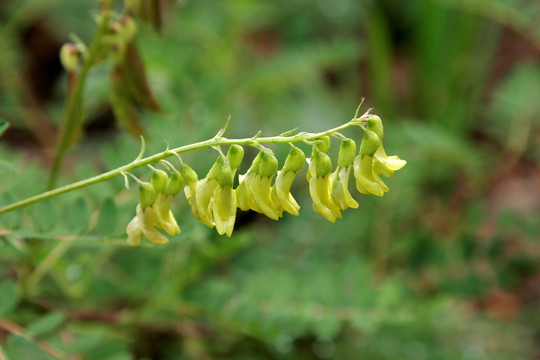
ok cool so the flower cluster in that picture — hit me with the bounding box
[125,115,406,246]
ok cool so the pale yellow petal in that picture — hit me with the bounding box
[213,186,237,237]
[309,175,341,223]
[275,171,300,216]
[195,179,219,228]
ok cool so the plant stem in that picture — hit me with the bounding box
[0,117,366,216]
[47,6,113,189]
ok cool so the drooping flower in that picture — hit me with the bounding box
[271,145,305,217]
[212,159,237,237]
[151,169,184,236]
[237,149,281,220]
[330,139,358,210]
[366,115,406,178]
[126,182,169,246]
[181,164,200,220]
[195,158,223,228]
[307,146,341,222]
[353,130,389,197]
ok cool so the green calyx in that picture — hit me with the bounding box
[227,145,244,170]
[360,130,380,157]
[151,169,169,193]
[164,170,185,196]
[180,164,198,184]
[207,157,225,181]
[259,149,278,178]
[367,115,384,139]
[282,145,306,173]
[311,146,332,177]
[217,161,234,187]
[338,139,356,167]
[315,136,331,153]
[139,182,157,209]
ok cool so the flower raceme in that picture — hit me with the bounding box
[125,115,406,245]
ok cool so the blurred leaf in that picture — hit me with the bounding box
[4,335,57,360]
[0,159,17,173]
[65,197,90,234]
[27,312,65,338]
[110,66,144,137]
[0,280,17,316]
[95,198,118,235]
[0,193,21,229]
[30,199,58,233]
[0,119,8,137]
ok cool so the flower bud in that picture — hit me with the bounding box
[227,145,244,170]
[282,145,305,173]
[151,169,169,193]
[139,182,157,209]
[360,130,380,157]
[337,139,356,168]
[367,115,384,139]
[259,150,278,178]
[206,156,225,181]
[315,136,331,153]
[164,170,184,196]
[59,43,79,72]
[180,164,198,184]
[311,147,332,177]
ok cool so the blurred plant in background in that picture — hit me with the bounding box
[1,0,540,359]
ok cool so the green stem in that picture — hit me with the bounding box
[0,117,366,216]
[47,6,113,189]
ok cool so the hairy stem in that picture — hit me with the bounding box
[0,116,367,216]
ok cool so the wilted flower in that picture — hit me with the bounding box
[307,146,341,222]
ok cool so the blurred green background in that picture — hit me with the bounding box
[1,0,540,359]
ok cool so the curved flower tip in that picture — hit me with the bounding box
[236,176,253,211]
[373,147,406,177]
[213,186,237,237]
[273,171,300,216]
[330,166,358,210]
[309,174,342,223]
[153,194,180,236]
[126,205,169,246]
[195,178,219,228]
[353,155,388,197]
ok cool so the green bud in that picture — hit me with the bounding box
[360,130,380,157]
[164,170,185,196]
[259,149,278,178]
[207,157,225,181]
[139,182,157,209]
[338,139,356,167]
[151,169,169,193]
[249,152,263,174]
[367,115,384,139]
[59,43,78,72]
[227,145,244,170]
[217,161,234,187]
[312,147,332,177]
[180,164,198,184]
[282,145,305,173]
[315,136,331,153]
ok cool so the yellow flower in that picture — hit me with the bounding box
[271,145,305,217]
[152,193,180,236]
[353,154,388,197]
[373,146,407,177]
[127,205,169,246]
[212,185,236,236]
[307,147,341,222]
[195,178,219,228]
[237,150,281,220]
[330,166,358,210]
[181,164,201,220]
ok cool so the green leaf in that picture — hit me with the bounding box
[0,193,22,229]
[95,198,118,235]
[27,312,66,338]
[30,199,57,233]
[0,119,8,137]
[5,334,57,360]
[0,280,17,315]
[0,159,17,173]
[65,197,90,234]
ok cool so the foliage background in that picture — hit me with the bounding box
[1,0,540,359]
